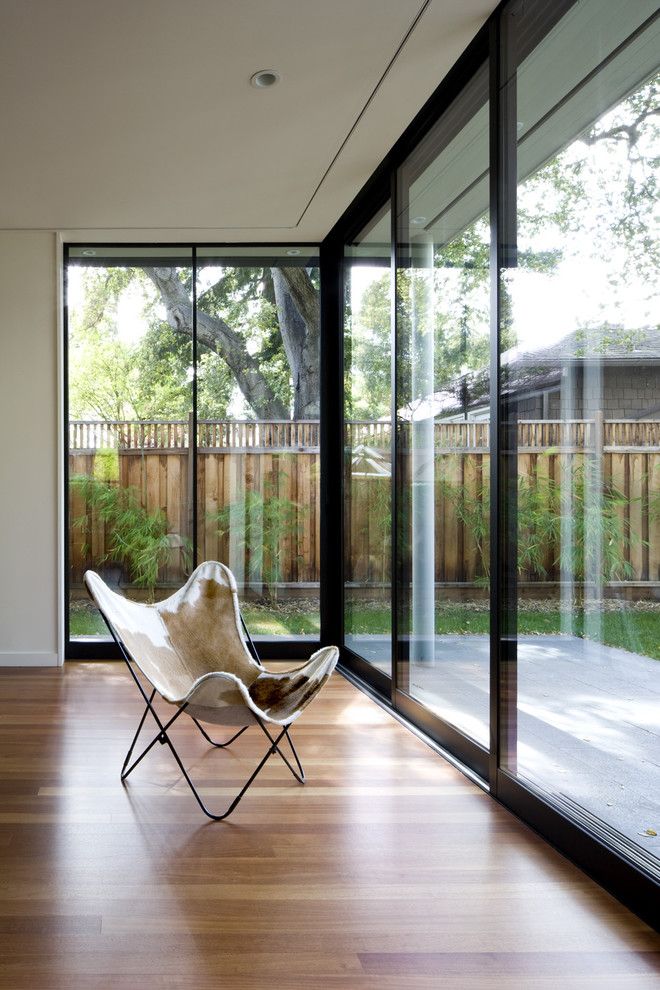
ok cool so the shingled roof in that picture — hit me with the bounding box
[400,326,660,421]
[502,325,660,367]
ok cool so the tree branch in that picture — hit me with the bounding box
[143,267,288,419]
[583,107,660,151]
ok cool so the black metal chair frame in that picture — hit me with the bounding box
[102,612,306,821]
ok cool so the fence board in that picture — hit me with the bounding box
[649,454,660,583]
[610,450,628,573]
[629,452,644,579]
[166,453,184,583]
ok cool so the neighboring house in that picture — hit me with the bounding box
[406,326,660,422]
[503,326,660,420]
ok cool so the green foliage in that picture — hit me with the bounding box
[341,601,660,660]
[69,321,137,421]
[344,271,391,420]
[346,219,492,420]
[197,266,294,415]
[518,73,659,293]
[92,449,120,482]
[71,474,191,595]
[70,263,296,421]
[69,267,235,420]
[552,465,637,583]
[515,462,636,582]
[440,456,640,584]
[438,470,490,582]
[353,478,391,585]
[210,468,307,600]
[649,466,660,523]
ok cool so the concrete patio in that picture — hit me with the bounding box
[346,632,660,856]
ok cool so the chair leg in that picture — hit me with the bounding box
[193,716,304,783]
[283,727,305,781]
[121,703,188,781]
[191,718,248,748]
[115,641,305,820]
[255,717,305,784]
[121,688,157,774]
[153,720,295,821]
[120,687,302,820]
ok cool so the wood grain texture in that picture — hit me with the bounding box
[0,663,657,989]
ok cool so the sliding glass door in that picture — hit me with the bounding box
[395,64,491,759]
[194,248,321,640]
[340,64,492,772]
[66,247,193,645]
[335,0,659,916]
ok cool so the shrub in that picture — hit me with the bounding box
[71,474,190,596]
[440,456,639,585]
[210,468,307,601]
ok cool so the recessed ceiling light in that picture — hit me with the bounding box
[410,217,427,226]
[286,249,301,256]
[81,249,96,256]
[250,69,280,89]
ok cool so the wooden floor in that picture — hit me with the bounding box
[0,663,657,989]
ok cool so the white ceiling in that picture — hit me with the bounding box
[0,0,496,241]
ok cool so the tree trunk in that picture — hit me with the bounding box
[272,267,320,419]
[143,265,321,421]
[143,267,289,420]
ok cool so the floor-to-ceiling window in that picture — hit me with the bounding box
[343,206,392,671]
[332,0,659,921]
[66,247,194,647]
[63,0,658,921]
[65,245,320,655]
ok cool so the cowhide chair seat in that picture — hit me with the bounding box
[85,561,339,820]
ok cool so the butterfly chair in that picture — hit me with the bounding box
[84,561,338,821]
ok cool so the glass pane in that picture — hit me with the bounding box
[396,64,490,746]
[343,208,392,669]
[196,247,320,638]
[501,0,660,873]
[67,248,193,639]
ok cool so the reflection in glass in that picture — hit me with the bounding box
[501,0,659,871]
[343,209,393,668]
[395,66,491,746]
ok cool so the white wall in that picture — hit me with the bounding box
[0,232,59,665]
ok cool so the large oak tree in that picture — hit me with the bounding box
[143,265,320,420]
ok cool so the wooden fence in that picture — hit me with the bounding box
[69,418,660,590]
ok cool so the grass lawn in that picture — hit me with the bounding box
[68,599,321,638]
[346,604,660,660]
[69,598,659,660]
